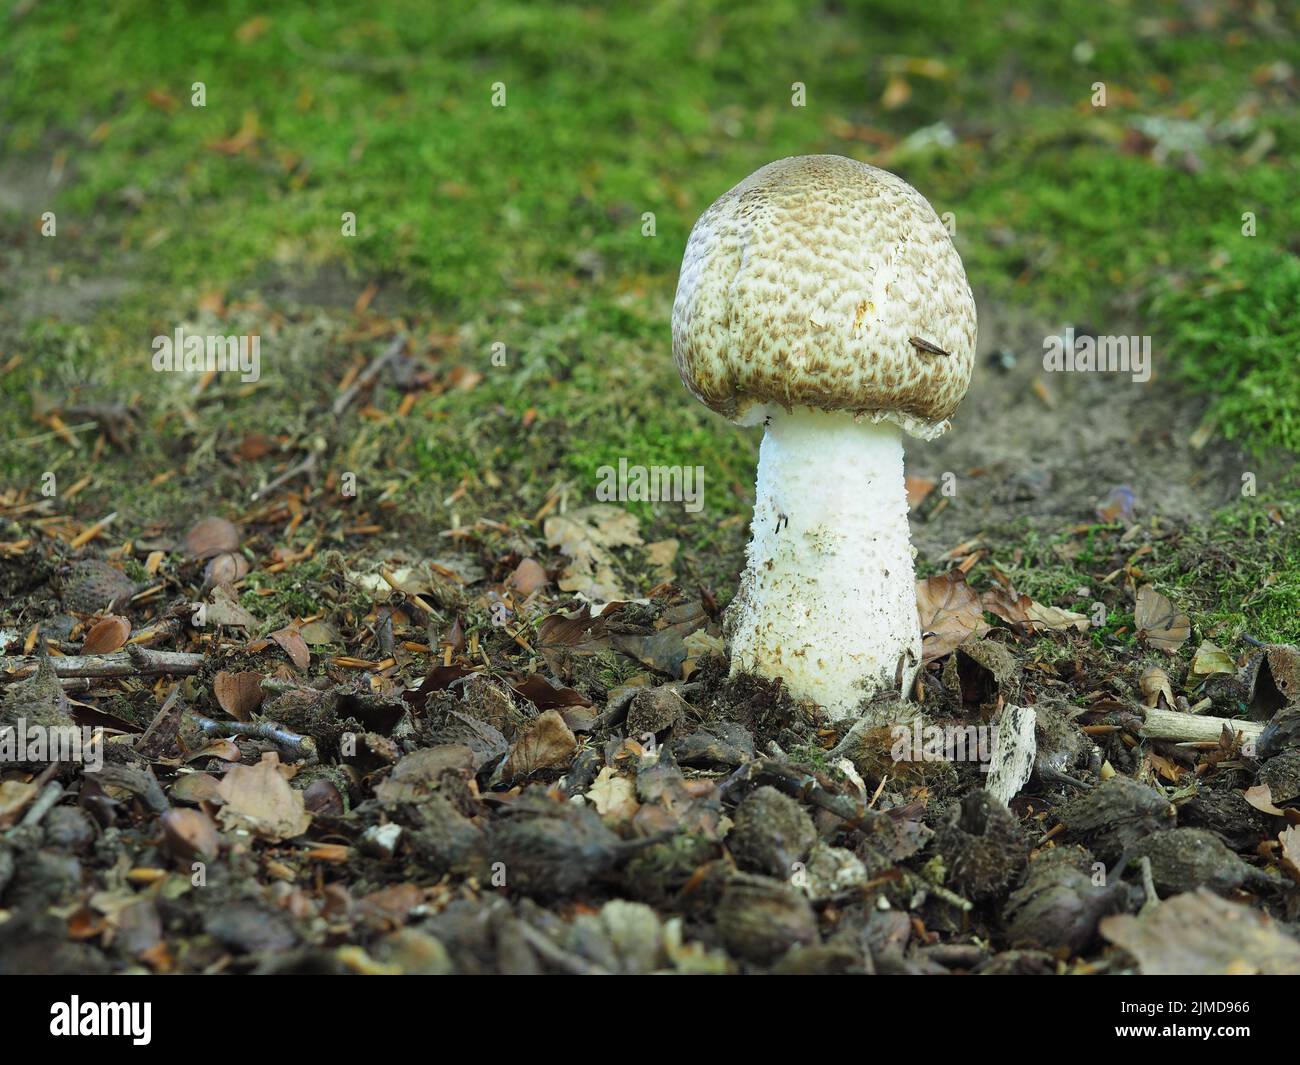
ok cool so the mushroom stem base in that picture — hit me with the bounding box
[727,408,921,720]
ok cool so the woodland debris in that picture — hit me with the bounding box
[1100,890,1300,975]
[1138,705,1264,744]
[984,704,1036,806]
[932,791,1027,902]
[726,785,816,878]
[1123,828,1268,896]
[1058,776,1175,864]
[716,873,818,965]
[1003,845,1129,954]
[1,647,206,683]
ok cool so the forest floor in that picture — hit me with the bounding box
[1,1,1298,974]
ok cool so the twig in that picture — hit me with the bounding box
[332,335,405,416]
[1,647,205,683]
[137,684,185,759]
[189,714,318,762]
[250,450,318,502]
[20,780,64,829]
[512,920,610,975]
[1140,706,1264,744]
[1137,855,1160,915]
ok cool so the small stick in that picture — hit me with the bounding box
[250,450,319,502]
[1140,706,1264,744]
[0,647,205,683]
[512,920,609,975]
[190,714,318,762]
[68,511,117,549]
[20,781,65,829]
[332,335,405,416]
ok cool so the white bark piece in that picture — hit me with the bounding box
[985,704,1037,806]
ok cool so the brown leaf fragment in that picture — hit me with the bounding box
[216,752,311,841]
[980,587,1033,629]
[81,615,131,654]
[0,779,39,828]
[610,601,708,678]
[506,558,548,597]
[916,570,989,662]
[1139,666,1175,709]
[1243,783,1286,817]
[1279,825,1300,885]
[544,504,642,602]
[1134,584,1190,654]
[502,710,577,782]
[1022,600,1091,633]
[160,807,220,861]
[185,516,240,560]
[535,606,611,676]
[510,674,592,710]
[204,585,258,628]
[213,671,264,722]
[270,626,311,670]
[1100,890,1300,974]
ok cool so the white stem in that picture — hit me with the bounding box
[727,408,921,720]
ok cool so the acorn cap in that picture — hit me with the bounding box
[672,155,977,439]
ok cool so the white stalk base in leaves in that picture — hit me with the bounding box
[727,407,922,720]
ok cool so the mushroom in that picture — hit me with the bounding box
[672,155,976,720]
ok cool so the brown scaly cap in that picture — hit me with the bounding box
[672,155,977,439]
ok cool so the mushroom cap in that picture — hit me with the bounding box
[672,155,977,439]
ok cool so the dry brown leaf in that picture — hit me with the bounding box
[1134,584,1190,654]
[298,620,341,646]
[270,626,310,670]
[1280,825,1300,885]
[81,614,131,654]
[1243,783,1286,816]
[216,752,311,841]
[1100,890,1300,974]
[1023,601,1091,633]
[185,516,240,560]
[1139,666,1175,709]
[1189,640,1236,682]
[544,504,642,602]
[0,779,38,828]
[213,670,264,722]
[505,558,548,597]
[205,585,258,628]
[645,538,679,582]
[160,808,220,861]
[980,587,1033,628]
[916,570,989,662]
[502,710,577,782]
[510,674,592,710]
[585,766,639,821]
[170,772,223,805]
